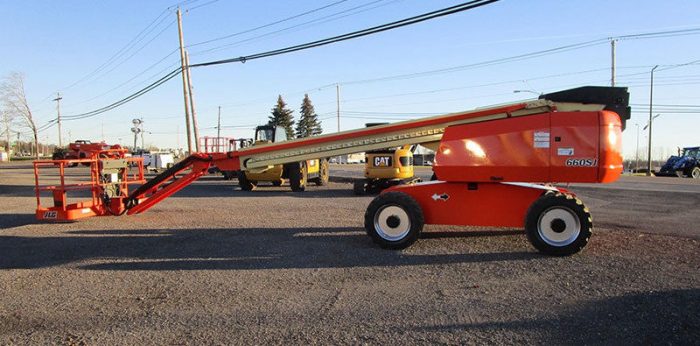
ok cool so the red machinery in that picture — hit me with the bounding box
[53,140,128,166]
[33,86,630,256]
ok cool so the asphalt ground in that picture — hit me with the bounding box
[0,161,698,345]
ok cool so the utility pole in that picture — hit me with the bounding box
[647,65,659,176]
[176,7,193,153]
[610,39,616,87]
[53,92,63,147]
[217,106,222,150]
[336,83,340,132]
[185,51,200,152]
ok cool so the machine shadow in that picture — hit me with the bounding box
[163,179,359,198]
[411,289,700,345]
[0,227,536,270]
[0,184,36,197]
[0,213,36,229]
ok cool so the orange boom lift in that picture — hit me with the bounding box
[33,87,630,255]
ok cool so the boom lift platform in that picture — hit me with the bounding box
[33,86,630,255]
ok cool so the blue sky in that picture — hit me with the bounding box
[1,0,699,159]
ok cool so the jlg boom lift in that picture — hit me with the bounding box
[33,86,629,256]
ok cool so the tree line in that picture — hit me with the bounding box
[267,94,323,140]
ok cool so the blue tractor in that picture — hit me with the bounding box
[657,146,700,178]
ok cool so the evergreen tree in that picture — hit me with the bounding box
[267,95,295,140]
[295,94,323,138]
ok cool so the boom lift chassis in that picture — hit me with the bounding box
[34,87,630,256]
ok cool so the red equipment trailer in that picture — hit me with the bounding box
[33,86,630,256]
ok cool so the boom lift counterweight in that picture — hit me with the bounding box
[33,86,630,256]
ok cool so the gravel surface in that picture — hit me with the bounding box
[1,162,698,345]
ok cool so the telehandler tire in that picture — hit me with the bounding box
[287,162,307,192]
[353,180,366,195]
[237,171,257,191]
[314,158,329,186]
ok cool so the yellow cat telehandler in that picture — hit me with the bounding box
[236,125,329,192]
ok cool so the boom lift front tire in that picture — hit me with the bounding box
[237,171,257,191]
[524,192,592,256]
[314,158,330,186]
[364,192,424,249]
[287,162,307,192]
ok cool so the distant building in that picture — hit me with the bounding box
[413,145,435,166]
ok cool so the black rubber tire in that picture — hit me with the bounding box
[287,162,307,192]
[525,193,592,256]
[314,159,329,186]
[353,180,366,195]
[692,167,700,179]
[272,180,283,186]
[238,171,256,191]
[364,191,424,249]
[222,171,236,180]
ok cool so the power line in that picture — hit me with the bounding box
[61,9,172,91]
[187,0,350,48]
[190,0,402,57]
[190,0,499,67]
[52,0,498,124]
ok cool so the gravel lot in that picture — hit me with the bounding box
[1,162,698,345]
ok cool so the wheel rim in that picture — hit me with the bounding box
[537,206,581,247]
[693,168,700,179]
[373,204,411,241]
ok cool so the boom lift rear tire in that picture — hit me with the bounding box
[692,167,700,179]
[287,162,307,192]
[364,191,424,249]
[525,192,592,256]
[237,171,257,191]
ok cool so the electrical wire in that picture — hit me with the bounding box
[190,0,499,67]
[190,0,401,57]
[54,0,498,123]
[187,0,350,48]
[61,9,172,91]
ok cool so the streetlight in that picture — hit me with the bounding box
[513,89,542,96]
[647,65,659,176]
[644,113,660,174]
[634,123,640,172]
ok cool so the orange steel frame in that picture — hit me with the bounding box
[34,155,145,221]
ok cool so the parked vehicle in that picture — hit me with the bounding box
[52,140,127,166]
[656,146,700,178]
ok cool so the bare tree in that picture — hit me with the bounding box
[1,109,15,159]
[1,72,38,159]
